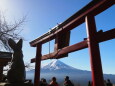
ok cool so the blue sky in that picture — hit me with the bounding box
[0,0,115,74]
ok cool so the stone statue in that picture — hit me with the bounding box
[7,39,25,83]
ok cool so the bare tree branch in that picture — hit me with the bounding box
[0,13,26,52]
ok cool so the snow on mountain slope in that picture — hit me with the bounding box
[26,60,115,85]
[40,60,91,75]
[27,60,89,73]
[41,60,75,70]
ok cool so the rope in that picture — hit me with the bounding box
[44,23,64,59]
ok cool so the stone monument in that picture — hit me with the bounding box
[0,39,33,86]
[7,38,25,83]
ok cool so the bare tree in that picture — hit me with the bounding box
[3,62,34,75]
[0,13,26,51]
[25,62,35,71]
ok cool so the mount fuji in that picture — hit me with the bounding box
[41,60,75,70]
[26,60,115,86]
[27,60,91,76]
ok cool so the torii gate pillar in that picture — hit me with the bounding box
[34,44,42,86]
[85,15,104,86]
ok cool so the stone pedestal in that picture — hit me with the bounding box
[0,82,33,86]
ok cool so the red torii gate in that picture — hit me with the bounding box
[30,0,115,86]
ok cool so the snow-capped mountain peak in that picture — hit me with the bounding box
[42,60,75,70]
[26,60,115,85]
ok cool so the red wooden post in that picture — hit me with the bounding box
[85,15,104,86]
[34,44,42,86]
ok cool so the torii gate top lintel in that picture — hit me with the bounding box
[30,0,114,62]
[30,0,114,47]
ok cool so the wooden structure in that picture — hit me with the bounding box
[0,51,12,82]
[30,0,115,86]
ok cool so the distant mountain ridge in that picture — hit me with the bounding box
[40,60,90,74]
[26,60,115,86]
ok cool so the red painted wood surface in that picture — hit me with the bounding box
[30,0,115,86]
[96,28,115,43]
[30,0,114,47]
[31,28,115,62]
[54,31,70,58]
[31,40,88,63]
[34,44,42,86]
[85,15,104,86]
